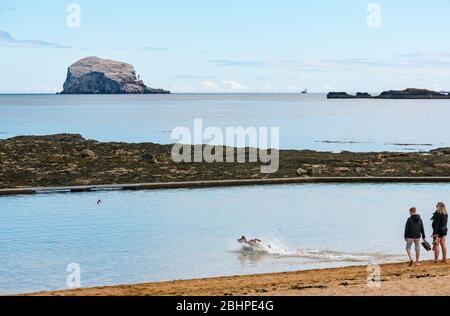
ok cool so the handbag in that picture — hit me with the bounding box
[422,240,432,251]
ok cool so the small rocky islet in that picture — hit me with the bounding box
[1,134,450,189]
[327,88,450,99]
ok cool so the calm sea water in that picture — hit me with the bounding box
[1,94,448,295]
[1,94,450,152]
[0,183,446,295]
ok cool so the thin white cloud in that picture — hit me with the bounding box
[171,84,197,93]
[288,85,301,92]
[322,85,337,92]
[222,80,247,92]
[399,51,450,58]
[199,80,248,93]
[142,46,168,52]
[258,82,279,92]
[25,84,58,93]
[0,7,16,12]
[0,31,70,48]
[210,59,265,67]
[174,75,217,79]
[173,81,322,93]
[211,53,450,75]
[201,80,222,92]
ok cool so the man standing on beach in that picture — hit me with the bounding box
[404,207,426,266]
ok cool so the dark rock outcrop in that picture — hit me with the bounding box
[328,88,450,99]
[326,92,354,99]
[355,92,373,98]
[377,88,446,99]
[60,56,170,94]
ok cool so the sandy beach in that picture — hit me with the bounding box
[29,261,450,296]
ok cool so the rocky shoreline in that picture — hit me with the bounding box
[1,134,450,189]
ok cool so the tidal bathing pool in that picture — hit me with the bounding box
[0,183,445,294]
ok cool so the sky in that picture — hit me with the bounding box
[2,0,450,93]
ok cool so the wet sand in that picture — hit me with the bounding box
[29,261,450,296]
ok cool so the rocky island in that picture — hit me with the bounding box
[60,56,170,94]
[327,88,450,99]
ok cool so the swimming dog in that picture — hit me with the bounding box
[237,235,271,252]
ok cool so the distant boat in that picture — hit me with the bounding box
[301,89,308,94]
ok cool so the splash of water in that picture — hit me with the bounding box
[234,238,402,263]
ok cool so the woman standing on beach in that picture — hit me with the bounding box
[432,202,448,263]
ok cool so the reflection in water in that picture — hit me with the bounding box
[236,251,272,265]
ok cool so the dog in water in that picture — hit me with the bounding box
[237,235,271,252]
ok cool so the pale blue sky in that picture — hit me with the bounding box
[1,0,450,93]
